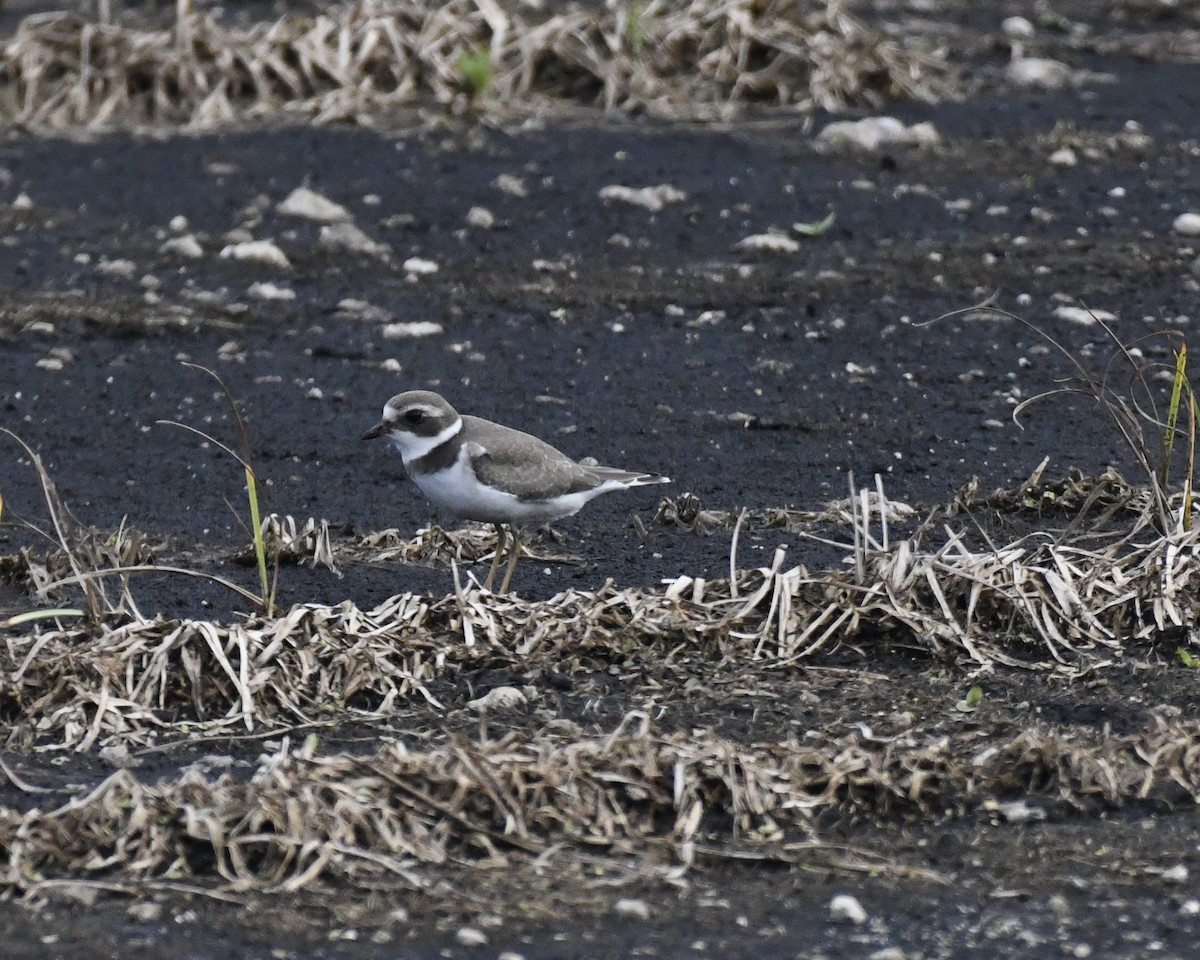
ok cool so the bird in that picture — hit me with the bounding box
[363,390,670,592]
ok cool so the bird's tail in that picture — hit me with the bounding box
[590,465,671,486]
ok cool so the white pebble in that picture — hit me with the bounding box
[383,320,443,339]
[1053,305,1116,326]
[126,901,162,922]
[816,116,940,151]
[1006,57,1071,89]
[402,256,439,275]
[1048,148,1078,168]
[1173,212,1200,235]
[614,898,650,920]
[160,235,203,258]
[1001,16,1035,38]
[277,186,351,223]
[493,173,527,197]
[320,222,389,257]
[598,183,687,212]
[829,893,868,924]
[220,239,291,269]
[455,926,487,946]
[11,192,33,210]
[247,281,295,301]
[96,258,137,278]
[466,206,495,228]
[733,233,800,254]
[306,387,323,400]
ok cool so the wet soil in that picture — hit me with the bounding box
[3,3,1200,957]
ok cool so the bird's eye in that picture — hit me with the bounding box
[403,409,425,425]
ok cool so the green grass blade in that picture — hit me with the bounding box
[245,466,270,612]
[1162,344,1187,492]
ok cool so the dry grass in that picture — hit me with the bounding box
[3,468,1200,903]
[3,712,1199,900]
[0,0,951,128]
[2,469,1196,753]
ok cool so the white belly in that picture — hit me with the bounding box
[410,448,601,524]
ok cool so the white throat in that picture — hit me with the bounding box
[390,416,462,465]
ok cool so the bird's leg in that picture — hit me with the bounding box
[498,527,524,594]
[482,523,508,591]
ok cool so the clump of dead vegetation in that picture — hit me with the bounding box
[0,0,951,128]
[4,712,1200,901]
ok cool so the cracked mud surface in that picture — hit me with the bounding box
[3,4,1200,958]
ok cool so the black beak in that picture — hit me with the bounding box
[362,421,387,441]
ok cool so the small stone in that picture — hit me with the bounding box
[1048,148,1078,168]
[816,117,940,151]
[402,256,439,275]
[493,173,527,197]
[733,233,800,254]
[829,893,868,924]
[160,235,203,258]
[96,258,137,278]
[614,898,650,920]
[247,281,295,301]
[306,387,324,400]
[466,206,495,228]
[98,743,137,767]
[1172,212,1200,235]
[168,214,189,233]
[1053,305,1116,326]
[1006,57,1071,89]
[383,320,443,339]
[277,186,351,223]
[319,222,389,257]
[11,192,33,210]
[598,183,687,212]
[1001,15,1035,38]
[220,239,290,269]
[1162,864,1188,883]
[1180,899,1200,916]
[455,926,487,947]
[50,883,98,907]
[126,901,162,922]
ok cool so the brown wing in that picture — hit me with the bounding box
[463,416,599,501]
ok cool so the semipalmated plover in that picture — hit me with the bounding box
[363,390,670,592]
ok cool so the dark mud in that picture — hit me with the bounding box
[3,5,1200,958]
